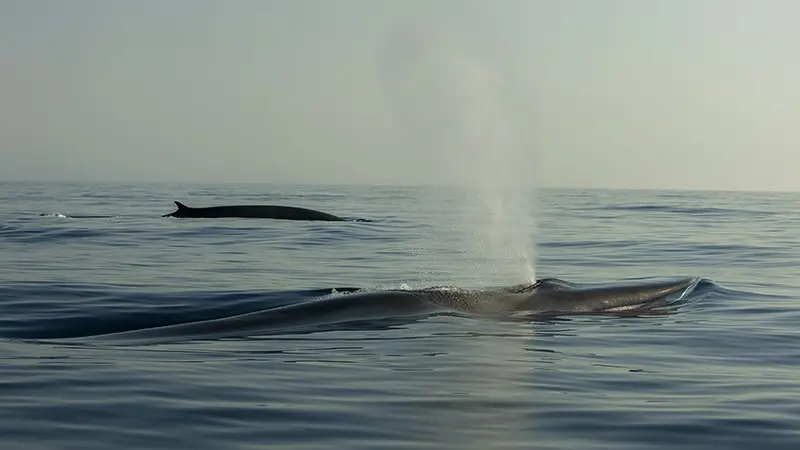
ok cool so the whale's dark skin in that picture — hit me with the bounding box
[71,277,699,345]
[162,201,346,221]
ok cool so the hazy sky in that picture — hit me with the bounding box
[2,0,798,190]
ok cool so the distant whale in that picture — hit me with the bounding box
[163,201,347,221]
[74,277,701,345]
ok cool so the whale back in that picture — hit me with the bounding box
[162,201,346,221]
[515,277,698,313]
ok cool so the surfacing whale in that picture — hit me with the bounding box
[163,201,347,221]
[73,277,701,345]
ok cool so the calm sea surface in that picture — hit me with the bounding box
[1,181,798,450]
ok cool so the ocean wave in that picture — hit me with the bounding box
[594,204,776,216]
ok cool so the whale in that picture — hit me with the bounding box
[162,201,347,221]
[71,277,701,345]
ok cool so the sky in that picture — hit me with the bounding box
[2,0,799,191]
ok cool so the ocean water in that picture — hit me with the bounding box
[1,181,798,450]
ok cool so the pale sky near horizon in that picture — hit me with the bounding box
[2,0,798,191]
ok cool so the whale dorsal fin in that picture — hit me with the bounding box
[173,201,189,211]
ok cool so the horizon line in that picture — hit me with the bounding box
[0,178,797,194]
